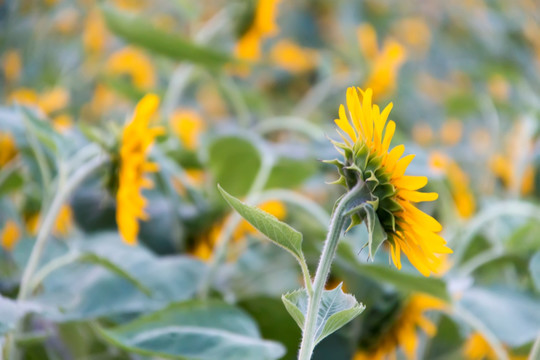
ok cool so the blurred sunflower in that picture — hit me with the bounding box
[116,94,164,245]
[169,109,206,151]
[463,332,527,360]
[0,131,18,167]
[106,47,156,90]
[236,0,282,61]
[191,200,286,261]
[24,204,74,237]
[429,152,476,219]
[1,220,21,252]
[331,87,451,276]
[357,24,407,99]
[490,121,535,196]
[355,293,446,360]
[2,49,22,84]
[270,39,318,73]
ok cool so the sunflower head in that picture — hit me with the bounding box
[328,87,452,276]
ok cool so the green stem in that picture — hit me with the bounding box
[7,155,108,360]
[529,334,540,360]
[297,183,363,360]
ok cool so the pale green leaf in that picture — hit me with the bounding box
[207,135,261,197]
[101,5,233,68]
[363,204,387,260]
[95,300,286,360]
[281,285,365,345]
[218,185,304,262]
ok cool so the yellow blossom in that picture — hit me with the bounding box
[1,220,21,252]
[8,88,39,106]
[9,87,69,116]
[54,7,79,35]
[236,0,282,61]
[335,87,452,276]
[38,87,70,115]
[357,24,407,99]
[83,10,108,54]
[53,205,73,236]
[440,118,463,146]
[270,39,318,73]
[490,121,535,195]
[2,49,22,84]
[116,94,164,245]
[412,122,434,146]
[52,114,73,133]
[430,152,476,218]
[0,132,18,167]
[333,87,452,276]
[169,109,206,150]
[464,333,497,360]
[106,47,156,90]
[355,294,446,360]
[392,17,431,55]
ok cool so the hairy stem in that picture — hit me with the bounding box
[297,183,363,360]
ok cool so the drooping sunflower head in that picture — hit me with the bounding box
[116,94,164,245]
[354,293,446,360]
[330,87,452,276]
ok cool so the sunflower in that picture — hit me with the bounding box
[1,220,21,252]
[463,332,527,360]
[354,293,446,360]
[236,0,282,61]
[331,87,452,276]
[116,94,164,245]
[0,131,17,167]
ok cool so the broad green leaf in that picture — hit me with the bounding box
[218,185,305,263]
[77,252,151,296]
[362,204,387,260]
[336,243,450,301]
[459,287,540,346]
[281,285,365,345]
[266,155,317,190]
[101,5,233,68]
[33,233,206,321]
[239,297,301,360]
[96,300,285,360]
[207,135,261,197]
[529,251,540,291]
[0,296,41,335]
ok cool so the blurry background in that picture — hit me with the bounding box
[1,0,540,359]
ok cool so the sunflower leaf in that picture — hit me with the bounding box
[101,5,233,68]
[281,285,365,345]
[363,203,387,260]
[218,184,305,264]
[94,300,285,360]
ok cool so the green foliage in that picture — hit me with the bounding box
[459,287,540,346]
[101,5,233,68]
[282,285,365,345]
[208,136,262,197]
[96,300,285,360]
[218,185,305,264]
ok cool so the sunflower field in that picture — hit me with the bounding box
[1,0,540,359]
